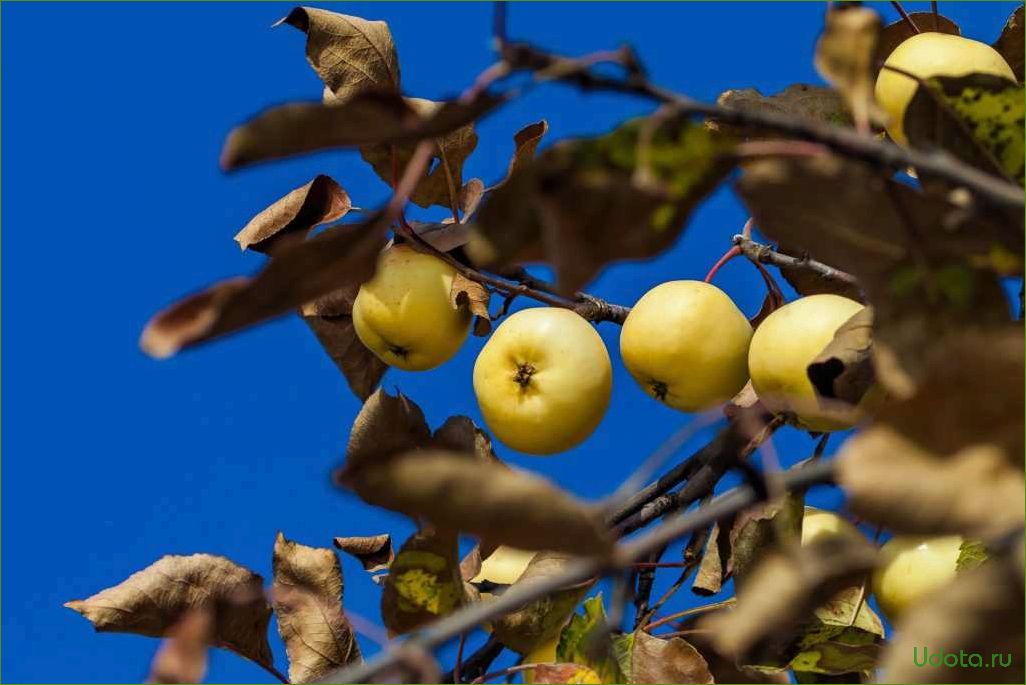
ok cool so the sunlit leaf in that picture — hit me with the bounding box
[381,529,464,635]
[333,534,394,573]
[814,6,886,130]
[235,175,352,254]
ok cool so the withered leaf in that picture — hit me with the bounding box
[360,98,479,209]
[221,91,502,171]
[556,594,624,684]
[492,552,592,654]
[301,286,388,401]
[677,623,789,684]
[875,12,960,73]
[430,415,501,465]
[807,307,875,408]
[880,560,1024,683]
[457,178,486,218]
[235,175,351,254]
[627,631,713,685]
[700,537,877,666]
[692,522,730,596]
[814,7,886,131]
[147,610,211,685]
[450,272,491,336]
[504,120,549,181]
[343,450,613,558]
[65,554,274,669]
[277,7,400,103]
[993,5,1024,82]
[837,426,1025,540]
[713,85,851,138]
[381,529,463,634]
[141,215,389,359]
[729,493,804,588]
[272,533,360,682]
[471,118,735,295]
[341,387,431,474]
[333,534,393,573]
[904,73,1024,186]
[532,663,602,684]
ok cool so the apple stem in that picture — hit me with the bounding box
[890,1,921,34]
[703,245,741,283]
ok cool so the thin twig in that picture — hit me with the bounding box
[890,1,921,34]
[471,662,546,684]
[643,598,737,633]
[636,522,712,628]
[442,636,505,684]
[733,235,860,290]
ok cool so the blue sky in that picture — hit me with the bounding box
[1,2,1017,682]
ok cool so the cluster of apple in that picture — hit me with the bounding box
[353,244,866,456]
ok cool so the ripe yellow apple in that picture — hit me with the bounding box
[472,546,537,586]
[748,294,865,431]
[801,507,864,546]
[872,535,962,622]
[473,307,612,455]
[353,245,470,371]
[875,32,1016,146]
[620,281,752,412]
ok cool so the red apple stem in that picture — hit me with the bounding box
[890,1,921,34]
[703,245,741,283]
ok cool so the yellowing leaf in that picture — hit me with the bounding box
[65,554,274,670]
[272,533,361,682]
[235,175,351,254]
[556,594,624,684]
[381,530,464,634]
[277,7,400,103]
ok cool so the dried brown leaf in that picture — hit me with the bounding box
[458,545,483,582]
[457,178,486,218]
[341,387,431,475]
[221,91,501,171]
[147,610,211,684]
[65,554,273,669]
[532,663,601,684]
[272,533,360,682]
[450,272,491,336]
[504,120,549,181]
[993,5,1025,82]
[235,175,351,254]
[713,85,851,138]
[700,537,877,665]
[881,559,1024,683]
[141,216,389,359]
[814,7,886,130]
[431,415,501,465]
[875,12,960,74]
[729,493,804,588]
[381,529,464,635]
[277,7,400,103]
[343,450,613,558]
[333,534,394,573]
[837,426,1025,540]
[807,307,875,408]
[630,631,713,685]
[692,522,730,596]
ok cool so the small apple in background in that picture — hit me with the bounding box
[872,535,962,622]
[620,281,752,412]
[473,308,612,455]
[801,507,865,546]
[748,293,865,431]
[353,245,470,371]
[875,32,1016,146]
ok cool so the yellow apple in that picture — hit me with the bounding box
[472,546,537,586]
[473,307,612,455]
[748,294,865,431]
[801,507,864,546]
[872,535,962,622]
[875,32,1015,146]
[353,244,470,371]
[619,281,752,412]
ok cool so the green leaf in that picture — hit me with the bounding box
[556,594,625,684]
[956,539,989,572]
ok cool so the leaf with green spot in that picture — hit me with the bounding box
[556,594,624,684]
[380,530,464,635]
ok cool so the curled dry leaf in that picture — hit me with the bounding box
[147,609,211,685]
[65,554,274,670]
[277,7,400,103]
[729,493,804,588]
[624,631,713,685]
[993,5,1024,82]
[340,387,431,474]
[141,215,389,359]
[333,534,394,573]
[272,533,360,683]
[904,73,1024,186]
[381,529,464,635]
[807,307,875,408]
[880,560,1024,683]
[532,663,602,684]
[837,426,1025,540]
[430,414,502,465]
[699,537,877,667]
[491,552,592,654]
[713,84,851,138]
[301,286,388,401]
[343,450,613,558]
[470,118,735,295]
[503,120,549,182]
[814,6,886,131]
[873,12,960,76]
[221,90,502,171]
[457,178,486,218]
[449,272,491,336]
[235,175,351,254]
[692,522,731,596]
